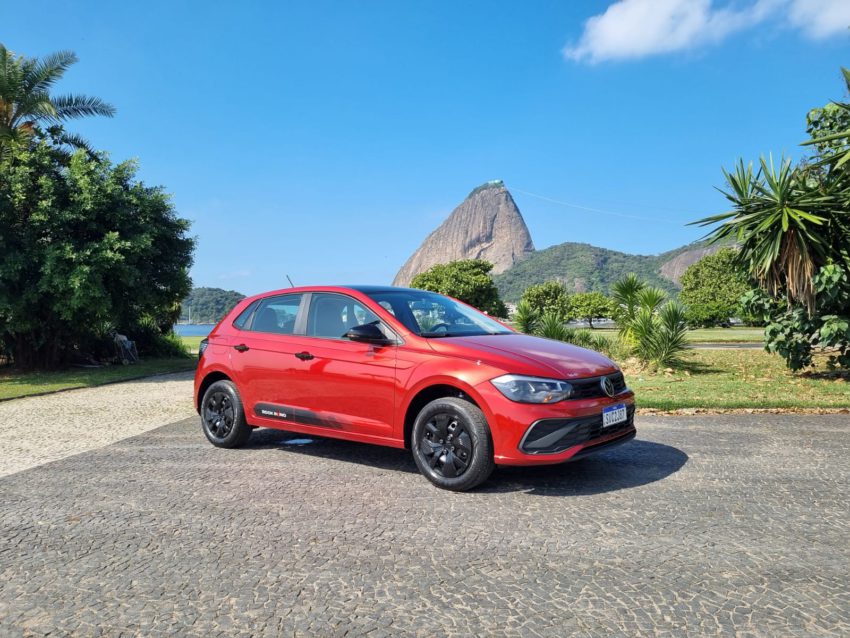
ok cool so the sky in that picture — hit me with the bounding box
[3,0,850,295]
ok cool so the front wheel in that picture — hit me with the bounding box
[201,380,252,448]
[411,397,494,491]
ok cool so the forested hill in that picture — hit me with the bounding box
[493,241,718,302]
[180,287,246,324]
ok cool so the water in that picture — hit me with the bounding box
[173,323,216,337]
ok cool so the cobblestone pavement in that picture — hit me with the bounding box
[0,371,195,478]
[1,414,848,637]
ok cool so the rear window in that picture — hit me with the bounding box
[233,300,259,330]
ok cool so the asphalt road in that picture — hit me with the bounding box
[1,414,848,636]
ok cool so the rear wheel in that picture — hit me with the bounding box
[201,380,251,448]
[411,397,494,491]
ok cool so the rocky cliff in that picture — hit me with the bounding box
[658,244,724,284]
[392,181,535,286]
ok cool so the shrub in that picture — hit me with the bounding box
[612,274,689,368]
[520,281,571,319]
[537,311,570,341]
[511,300,539,334]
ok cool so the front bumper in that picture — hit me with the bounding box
[474,380,636,466]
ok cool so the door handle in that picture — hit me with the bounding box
[233,344,250,352]
[294,351,314,361]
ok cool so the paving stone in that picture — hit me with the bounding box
[0,414,848,636]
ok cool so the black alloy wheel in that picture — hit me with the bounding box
[419,412,473,478]
[200,380,252,448]
[411,397,494,491]
[204,391,235,440]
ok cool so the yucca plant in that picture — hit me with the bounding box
[630,301,689,368]
[611,273,646,341]
[512,300,539,334]
[692,155,835,313]
[537,311,569,341]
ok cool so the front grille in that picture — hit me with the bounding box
[519,405,636,455]
[569,371,627,400]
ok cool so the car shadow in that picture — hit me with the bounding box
[483,439,688,496]
[246,429,687,496]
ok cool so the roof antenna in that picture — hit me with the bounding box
[286,274,295,288]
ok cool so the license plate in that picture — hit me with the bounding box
[602,403,627,427]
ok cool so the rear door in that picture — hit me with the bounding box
[289,292,397,437]
[228,293,309,420]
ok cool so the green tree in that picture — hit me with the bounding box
[679,248,752,327]
[0,138,195,368]
[519,281,571,319]
[410,260,507,317]
[0,45,115,155]
[569,292,613,329]
[694,69,850,370]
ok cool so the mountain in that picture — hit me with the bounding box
[392,181,535,286]
[181,287,245,324]
[493,241,723,302]
[393,181,725,301]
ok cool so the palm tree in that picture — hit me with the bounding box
[692,156,839,312]
[0,44,115,154]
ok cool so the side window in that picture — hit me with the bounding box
[307,293,380,339]
[233,300,259,330]
[252,294,303,335]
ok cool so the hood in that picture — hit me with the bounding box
[427,333,619,379]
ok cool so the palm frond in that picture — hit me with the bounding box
[50,94,116,120]
[21,49,77,93]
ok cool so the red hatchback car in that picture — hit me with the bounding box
[194,285,636,491]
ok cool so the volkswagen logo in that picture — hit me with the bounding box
[600,376,615,398]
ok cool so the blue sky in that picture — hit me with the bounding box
[3,1,850,294]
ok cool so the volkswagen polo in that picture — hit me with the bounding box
[194,285,636,491]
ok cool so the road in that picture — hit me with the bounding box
[1,413,847,636]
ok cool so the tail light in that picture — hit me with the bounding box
[198,338,209,358]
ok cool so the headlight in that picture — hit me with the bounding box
[490,374,572,403]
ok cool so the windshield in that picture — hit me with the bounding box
[365,290,512,337]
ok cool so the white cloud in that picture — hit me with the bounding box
[564,0,848,63]
[788,0,850,39]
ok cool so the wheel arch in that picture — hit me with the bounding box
[196,371,233,412]
[402,382,485,449]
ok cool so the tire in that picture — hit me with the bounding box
[200,380,252,448]
[411,397,494,491]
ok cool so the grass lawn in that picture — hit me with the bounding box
[595,327,764,343]
[0,357,197,401]
[629,349,849,411]
[180,335,205,352]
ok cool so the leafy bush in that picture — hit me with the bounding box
[519,281,571,319]
[125,317,190,358]
[411,260,507,317]
[680,248,752,327]
[743,264,850,371]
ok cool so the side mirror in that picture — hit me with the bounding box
[345,323,391,346]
